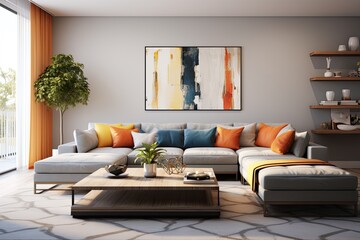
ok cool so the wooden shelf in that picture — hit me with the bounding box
[310,105,360,109]
[312,129,360,135]
[310,51,360,56]
[310,77,360,81]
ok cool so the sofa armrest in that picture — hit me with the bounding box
[306,142,327,161]
[58,141,78,154]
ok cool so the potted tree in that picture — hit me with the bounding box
[34,54,90,145]
[134,142,166,178]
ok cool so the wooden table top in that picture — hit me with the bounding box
[72,167,219,191]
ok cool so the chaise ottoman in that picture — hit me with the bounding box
[34,153,127,193]
[257,165,358,216]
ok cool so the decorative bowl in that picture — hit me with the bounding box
[337,124,358,131]
[104,164,127,176]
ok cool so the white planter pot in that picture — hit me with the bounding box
[348,37,359,51]
[144,163,157,178]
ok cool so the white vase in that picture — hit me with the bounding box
[144,163,157,178]
[324,70,333,77]
[326,91,335,101]
[348,37,359,51]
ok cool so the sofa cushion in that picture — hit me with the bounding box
[215,126,244,150]
[95,123,135,147]
[157,129,184,148]
[233,123,256,147]
[73,128,98,153]
[290,131,310,157]
[184,128,216,148]
[34,153,127,174]
[258,165,358,190]
[255,123,287,147]
[87,147,133,155]
[127,147,183,165]
[110,126,139,148]
[271,130,295,154]
[277,124,295,136]
[237,147,302,180]
[131,131,157,148]
[141,123,186,133]
[183,147,237,165]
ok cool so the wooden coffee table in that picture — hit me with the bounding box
[71,167,220,218]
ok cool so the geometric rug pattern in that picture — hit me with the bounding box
[0,171,359,240]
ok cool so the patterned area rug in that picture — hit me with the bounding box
[0,174,360,240]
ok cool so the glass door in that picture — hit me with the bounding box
[0,4,17,173]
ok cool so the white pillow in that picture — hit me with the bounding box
[131,131,157,148]
[277,124,294,136]
[233,123,256,147]
[290,131,310,157]
[73,128,98,153]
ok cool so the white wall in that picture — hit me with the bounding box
[53,17,360,164]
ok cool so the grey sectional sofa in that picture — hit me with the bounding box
[34,122,358,216]
[54,122,327,179]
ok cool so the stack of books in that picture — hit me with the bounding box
[340,100,359,105]
[183,171,216,184]
[320,101,338,105]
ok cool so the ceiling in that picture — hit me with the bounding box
[31,0,360,17]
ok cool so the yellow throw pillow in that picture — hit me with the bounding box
[255,123,287,147]
[271,130,295,154]
[215,126,244,150]
[95,123,134,147]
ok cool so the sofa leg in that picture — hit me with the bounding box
[235,171,239,181]
[240,175,247,185]
[263,203,270,217]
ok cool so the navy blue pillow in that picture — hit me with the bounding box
[184,127,216,148]
[157,129,184,148]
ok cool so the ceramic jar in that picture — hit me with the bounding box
[326,91,335,101]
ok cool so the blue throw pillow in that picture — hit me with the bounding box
[157,129,184,148]
[184,127,216,148]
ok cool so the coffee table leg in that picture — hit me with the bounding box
[218,189,220,206]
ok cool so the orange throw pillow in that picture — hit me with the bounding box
[271,130,295,154]
[110,126,139,148]
[215,126,244,150]
[255,123,287,147]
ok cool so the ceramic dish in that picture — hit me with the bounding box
[337,124,358,131]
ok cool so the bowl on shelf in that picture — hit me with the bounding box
[105,164,127,176]
[337,124,358,131]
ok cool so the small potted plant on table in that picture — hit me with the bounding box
[134,142,166,178]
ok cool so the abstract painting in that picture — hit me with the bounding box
[145,47,242,110]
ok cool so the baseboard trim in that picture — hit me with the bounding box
[330,161,360,168]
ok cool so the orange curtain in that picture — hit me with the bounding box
[29,4,53,169]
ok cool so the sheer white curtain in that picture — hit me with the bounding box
[16,0,30,169]
[1,0,31,169]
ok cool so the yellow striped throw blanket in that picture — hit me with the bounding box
[247,159,332,192]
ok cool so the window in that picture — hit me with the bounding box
[0,4,17,173]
